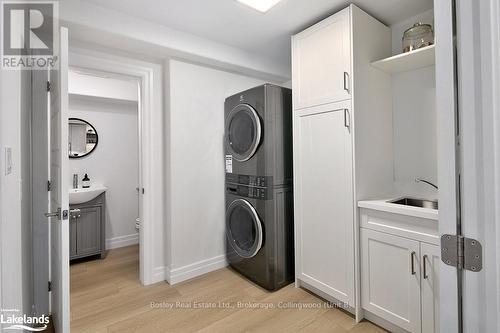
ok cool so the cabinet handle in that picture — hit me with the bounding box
[343,72,350,92]
[344,109,350,129]
[410,251,416,275]
[423,254,428,279]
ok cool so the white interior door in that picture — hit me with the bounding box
[455,0,500,332]
[32,68,50,316]
[48,27,70,332]
[436,0,500,332]
[434,0,460,331]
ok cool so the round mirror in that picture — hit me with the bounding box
[68,118,98,158]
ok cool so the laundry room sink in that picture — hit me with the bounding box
[388,197,438,210]
[69,185,107,204]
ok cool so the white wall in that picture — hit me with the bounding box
[0,70,26,318]
[390,10,438,199]
[68,95,139,248]
[166,60,269,283]
[392,67,437,198]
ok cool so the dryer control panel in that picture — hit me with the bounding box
[226,173,273,187]
[226,184,272,200]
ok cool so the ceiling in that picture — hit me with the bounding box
[83,0,433,64]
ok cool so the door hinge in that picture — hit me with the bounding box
[441,234,482,272]
[46,81,51,92]
[48,281,52,292]
[47,180,52,191]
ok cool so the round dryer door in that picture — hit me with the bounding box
[226,199,263,258]
[225,104,262,161]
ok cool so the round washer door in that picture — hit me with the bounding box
[225,104,262,161]
[226,199,263,258]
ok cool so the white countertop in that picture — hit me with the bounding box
[358,197,439,221]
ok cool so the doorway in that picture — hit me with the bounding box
[30,48,165,327]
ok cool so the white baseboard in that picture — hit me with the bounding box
[364,311,409,333]
[167,255,228,285]
[151,266,166,284]
[106,233,139,250]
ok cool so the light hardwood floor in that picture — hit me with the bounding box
[70,245,386,333]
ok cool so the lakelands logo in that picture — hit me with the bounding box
[1,309,49,331]
[1,1,58,70]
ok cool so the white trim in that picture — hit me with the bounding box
[434,0,460,331]
[152,266,166,284]
[105,234,139,250]
[68,49,165,286]
[166,255,228,285]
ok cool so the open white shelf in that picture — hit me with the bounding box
[371,45,435,74]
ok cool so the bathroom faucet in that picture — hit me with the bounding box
[73,174,78,189]
[415,178,438,190]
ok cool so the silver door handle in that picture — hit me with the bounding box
[423,255,429,279]
[410,251,416,275]
[343,72,350,92]
[344,109,350,129]
[45,208,61,218]
[44,208,68,220]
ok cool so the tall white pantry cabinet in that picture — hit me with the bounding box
[292,4,394,316]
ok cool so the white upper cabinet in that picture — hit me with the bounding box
[293,100,354,306]
[292,7,351,109]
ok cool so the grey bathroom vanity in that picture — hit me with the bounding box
[69,193,106,260]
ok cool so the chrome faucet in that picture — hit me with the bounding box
[73,174,79,189]
[415,178,438,190]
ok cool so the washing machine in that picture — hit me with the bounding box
[225,182,294,291]
[224,84,292,187]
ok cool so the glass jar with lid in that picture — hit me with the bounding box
[402,22,434,53]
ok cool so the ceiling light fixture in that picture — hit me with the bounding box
[236,0,282,13]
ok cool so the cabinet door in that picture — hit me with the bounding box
[76,207,101,256]
[361,228,421,333]
[293,101,354,306]
[292,7,351,110]
[421,243,440,333]
[70,214,77,258]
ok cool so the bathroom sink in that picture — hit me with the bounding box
[388,197,438,210]
[69,185,107,204]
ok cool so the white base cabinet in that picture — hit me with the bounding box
[421,243,440,333]
[361,228,422,332]
[361,227,440,333]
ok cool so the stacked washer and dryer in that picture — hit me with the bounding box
[224,84,294,291]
